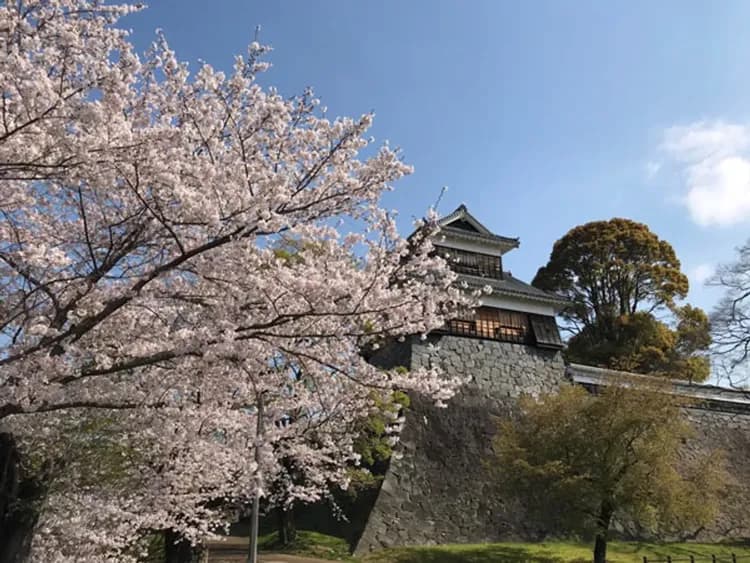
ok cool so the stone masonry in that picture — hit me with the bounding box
[679,409,750,540]
[355,334,750,554]
[355,334,566,553]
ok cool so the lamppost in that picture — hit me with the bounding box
[247,393,265,563]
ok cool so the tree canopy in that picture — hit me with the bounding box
[0,1,471,560]
[533,219,710,381]
[491,384,728,563]
[533,218,689,327]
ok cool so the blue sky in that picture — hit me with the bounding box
[126,1,750,313]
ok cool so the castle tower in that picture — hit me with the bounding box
[355,205,570,552]
[431,204,566,349]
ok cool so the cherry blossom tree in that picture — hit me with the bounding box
[0,1,471,560]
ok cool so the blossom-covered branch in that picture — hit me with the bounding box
[0,1,473,560]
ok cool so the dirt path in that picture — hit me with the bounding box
[259,556,340,563]
[205,537,339,563]
[208,551,336,563]
[209,555,335,563]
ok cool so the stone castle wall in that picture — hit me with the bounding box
[355,335,750,554]
[679,409,750,540]
[356,335,566,553]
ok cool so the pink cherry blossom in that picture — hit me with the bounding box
[0,2,474,560]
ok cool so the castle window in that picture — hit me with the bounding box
[445,307,530,344]
[442,308,563,349]
[529,314,564,349]
[435,246,502,279]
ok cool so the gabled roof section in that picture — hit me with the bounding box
[438,204,521,249]
[439,204,494,235]
[460,271,572,310]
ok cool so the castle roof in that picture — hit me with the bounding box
[460,271,571,307]
[567,363,750,413]
[436,204,570,309]
[438,204,520,252]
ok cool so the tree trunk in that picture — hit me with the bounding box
[593,500,614,563]
[0,433,41,563]
[593,533,607,563]
[164,529,196,563]
[277,507,297,546]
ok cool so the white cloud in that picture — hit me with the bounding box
[689,263,715,286]
[661,121,750,227]
[663,121,750,162]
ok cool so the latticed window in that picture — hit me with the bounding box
[443,307,563,349]
[435,246,502,279]
[445,307,530,344]
[477,308,529,342]
[529,314,564,349]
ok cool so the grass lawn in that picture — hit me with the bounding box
[360,541,750,563]
[258,530,356,561]
[260,532,750,563]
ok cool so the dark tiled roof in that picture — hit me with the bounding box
[438,205,520,248]
[440,226,521,247]
[460,272,571,306]
[431,205,568,307]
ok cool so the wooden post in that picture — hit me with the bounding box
[667,556,672,563]
[643,557,648,563]
[712,556,716,563]
[690,556,695,563]
[733,553,737,563]
[247,394,265,563]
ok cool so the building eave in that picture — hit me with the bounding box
[437,204,521,249]
[459,274,572,309]
[439,226,520,249]
[567,363,750,411]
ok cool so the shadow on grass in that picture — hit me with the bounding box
[250,531,750,563]
[363,542,750,563]
[363,545,590,563]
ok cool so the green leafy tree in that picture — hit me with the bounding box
[491,384,728,563]
[533,219,710,381]
[348,389,410,492]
